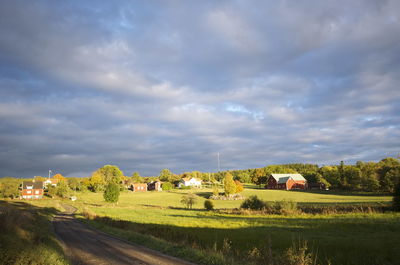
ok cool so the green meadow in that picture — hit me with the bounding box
[66,188,398,265]
[12,188,399,265]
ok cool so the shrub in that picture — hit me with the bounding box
[274,199,298,215]
[240,195,266,210]
[393,182,400,211]
[103,183,120,203]
[181,193,197,209]
[204,200,214,210]
[283,240,316,265]
[180,185,191,190]
[162,182,173,191]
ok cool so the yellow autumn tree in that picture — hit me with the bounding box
[53,173,66,181]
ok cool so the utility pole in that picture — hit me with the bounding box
[217,152,220,172]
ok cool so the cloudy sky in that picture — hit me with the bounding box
[0,1,399,178]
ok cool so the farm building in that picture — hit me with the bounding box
[178,177,202,188]
[308,182,328,190]
[148,181,162,191]
[21,181,44,199]
[266,174,307,190]
[129,183,147,192]
[44,178,59,187]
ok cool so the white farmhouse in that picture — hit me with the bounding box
[179,177,202,188]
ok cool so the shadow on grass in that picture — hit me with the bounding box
[84,209,400,265]
[288,189,392,197]
[0,200,67,264]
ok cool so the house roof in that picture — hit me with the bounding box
[22,181,44,189]
[270,174,306,183]
[181,177,202,182]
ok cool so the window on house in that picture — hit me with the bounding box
[27,190,32,194]
[35,190,39,194]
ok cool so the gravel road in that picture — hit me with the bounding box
[53,204,195,265]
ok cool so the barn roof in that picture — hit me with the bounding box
[270,174,306,183]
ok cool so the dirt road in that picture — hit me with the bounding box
[53,204,195,265]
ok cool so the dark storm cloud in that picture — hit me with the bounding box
[0,0,399,178]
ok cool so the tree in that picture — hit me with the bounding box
[224,172,237,196]
[98,165,123,185]
[56,181,71,198]
[213,185,219,196]
[251,168,265,185]
[68,178,81,192]
[131,172,142,183]
[344,166,362,190]
[53,174,67,182]
[89,171,106,192]
[180,193,197,209]
[103,183,120,203]
[159,169,173,182]
[204,200,214,210]
[393,182,400,211]
[235,180,244,193]
[0,178,20,199]
[34,176,45,182]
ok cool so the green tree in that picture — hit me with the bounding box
[89,171,106,192]
[68,177,81,192]
[344,166,362,190]
[0,178,20,199]
[103,183,120,203]
[131,172,142,183]
[98,165,123,184]
[34,176,45,182]
[159,169,173,182]
[224,172,237,196]
[180,193,197,209]
[213,185,219,196]
[204,199,214,210]
[56,181,71,198]
[251,168,265,185]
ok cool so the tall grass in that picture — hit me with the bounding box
[0,201,68,265]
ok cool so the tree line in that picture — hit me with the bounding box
[0,157,399,199]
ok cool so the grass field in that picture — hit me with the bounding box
[10,188,399,265]
[68,188,398,265]
[0,200,68,265]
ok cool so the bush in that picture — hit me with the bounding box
[180,193,197,209]
[274,199,298,215]
[393,182,400,211]
[162,182,173,191]
[103,183,120,203]
[204,200,214,210]
[240,195,266,210]
[283,240,316,265]
[180,185,191,190]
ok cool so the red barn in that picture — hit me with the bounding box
[266,174,307,190]
[130,183,147,192]
[21,181,44,199]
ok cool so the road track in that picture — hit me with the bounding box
[53,204,195,265]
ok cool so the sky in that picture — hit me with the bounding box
[0,0,399,178]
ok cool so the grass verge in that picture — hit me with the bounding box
[0,200,68,265]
